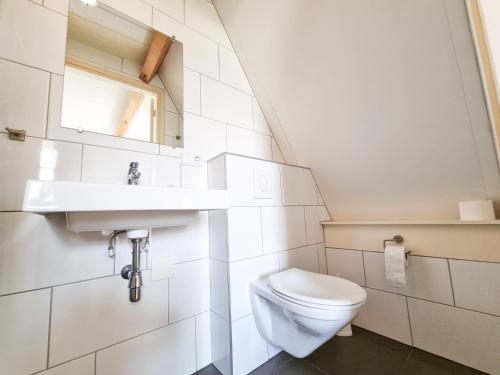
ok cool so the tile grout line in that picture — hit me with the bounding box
[405,296,414,346]
[46,287,54,368]
[94,352,97,375]
[447,259,457,306]
[361,251,367,286]
[44,73,52,138]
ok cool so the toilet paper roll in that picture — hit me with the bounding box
[459,200,496,221]
[384,246,406,288]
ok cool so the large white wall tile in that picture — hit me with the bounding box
[317,244,328,274]
[0,59,49,137]
[281,165,317,206]
[227,126,272,160]
[50,273,169,366]
[450,260,500,316]
[143,0,184,22]
[408,298,500,374]
[0,136,82,211]
[227,207,263,261]
[229,254,279,321]
[210,259,230,321]
[211,312,231,375]
[184,68,201,115]
[0,290,50,375]
[209,210,228,262]
[304,205,330,244]
[181,164,208,188]
[185,0,232,48]
[261,206,306,253]
[0,213,113,295]
[364,252,454,305]
[82,145,180,186]
[150,212,209,264]
[183,113,227,161]
[196,311,212,370]
[326,248,365,286]
[96,318,196,375]
[0,0,66,73]
[225,155,282,207]
[271,138,286,163]
[169,259,210,322]
[43,0,69,16]
[207,154,227,189]
[219,46,252,94]
[278,245,319,273]
[231,315,269,375]
[252,98,272,135]
[354,288,412,345]
[201,77,253,129]
[38,354,95,375]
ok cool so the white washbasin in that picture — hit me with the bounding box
[23,180,229,232]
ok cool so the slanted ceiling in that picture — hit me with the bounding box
[213,0,500,220]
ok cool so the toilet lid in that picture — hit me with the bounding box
[269,268,366,307]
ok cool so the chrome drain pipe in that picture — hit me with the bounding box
[121,237,143,302]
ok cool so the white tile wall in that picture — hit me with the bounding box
[278,245,320,273]
[184,68,201,114]
[143,0,184,22]
[252,98,272,135]
[317,243,328,274]
[49,273,169,365]
[364,252,454,305]
[99,0,152,26]
[209,210,228,261]
[38,354,95,375]
[227,207,263,261]
[281,165,318,206]
[201,76,253,129]
[225,155,282,206]
[271,138,286,163]
[210,259,229,320]
[183,113,227,160]
[96,318,196,375]
[0,213,113,295]
[219,46,252,94]
[181,165,208,188]
[211,312,231,375]
[0,289,51,375]
[0,59,50,138]
[43,0,69,16]
[408,298,500,374]
[0,136,82,211]
[326,248,365,286]
[261,206,306,253]
[0,0,67,73]
[450,259,500,316]
[169,259,210,322]
[229,254,279,321]
[231,315,269,375]
[185,0,232,48]
[304,205,330,244]
[227,126,272,160]
[354,288,412,345]
[196,311,212,370]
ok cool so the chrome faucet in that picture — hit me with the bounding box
[128,162,141,185]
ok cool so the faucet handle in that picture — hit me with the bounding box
[129,162,139,168]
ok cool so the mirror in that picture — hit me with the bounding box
[62,0,183,146]
[468,0,500,166]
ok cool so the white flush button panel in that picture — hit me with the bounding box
[253,168,273,199]
[151,256,173,281]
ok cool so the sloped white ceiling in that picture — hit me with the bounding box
[214,0,500,220]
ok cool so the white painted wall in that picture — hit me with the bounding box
[214,0,500,220]
[479,0,500,94]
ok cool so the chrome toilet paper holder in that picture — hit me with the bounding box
[383,235,411,261]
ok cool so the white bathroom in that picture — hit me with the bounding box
[0,0,499,374]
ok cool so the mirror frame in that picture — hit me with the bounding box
[467,0,500,167]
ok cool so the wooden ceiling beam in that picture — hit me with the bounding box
[116,92,145,137]
[140,32,172,84]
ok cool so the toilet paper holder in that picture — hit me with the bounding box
[383,235,411,261]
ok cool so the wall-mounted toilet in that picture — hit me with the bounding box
[250,268,367,358]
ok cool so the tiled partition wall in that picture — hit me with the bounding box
[0,1,287,374]
[208,153,331,375]
[326,247,500,374]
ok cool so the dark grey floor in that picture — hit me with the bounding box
[194,326,486,375]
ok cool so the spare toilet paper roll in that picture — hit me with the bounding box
[384,245,407,288]
[458,200,495,221]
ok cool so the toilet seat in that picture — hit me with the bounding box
[269,268,366,308]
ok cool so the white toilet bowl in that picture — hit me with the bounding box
[249,268,367,358]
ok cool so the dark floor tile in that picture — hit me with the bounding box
[250,351,293,375]
[397,349,487,375]
[274,358,327,375]
[193,364,222,375]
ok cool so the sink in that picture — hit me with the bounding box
[23,180,229,232]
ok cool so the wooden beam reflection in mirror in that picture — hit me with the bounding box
[116,92,145,137]
[140,32,172,84]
